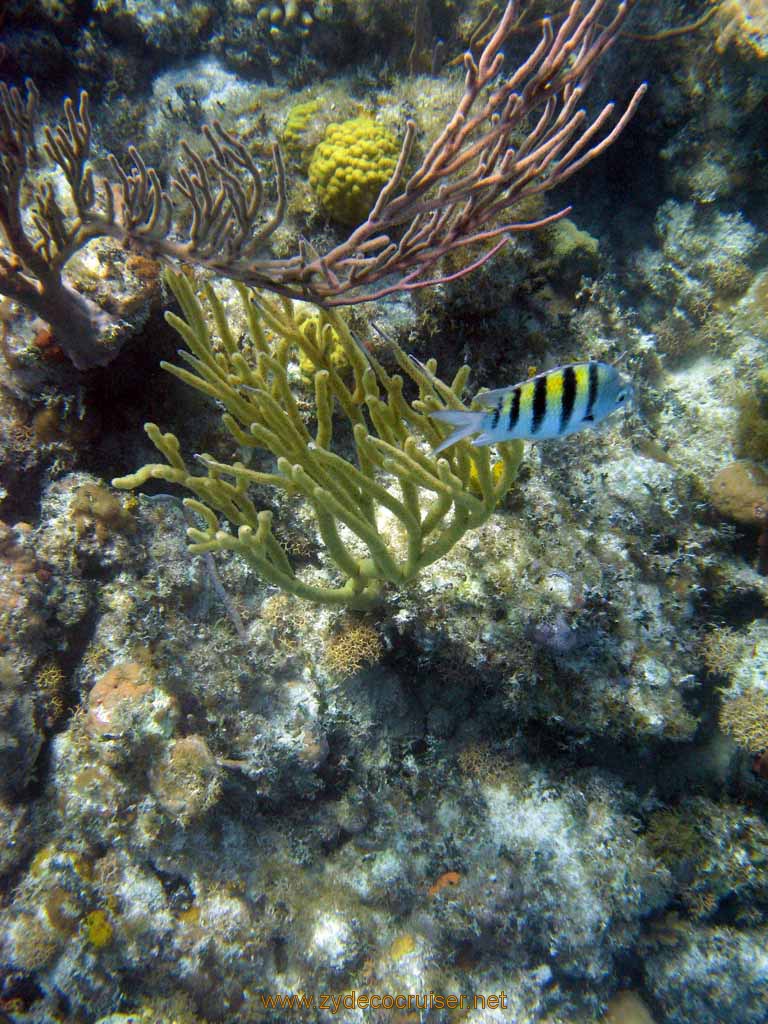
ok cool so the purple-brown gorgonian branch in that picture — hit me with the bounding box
[0,0,645,369]
[0,82,128,368]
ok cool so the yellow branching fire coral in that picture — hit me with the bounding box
[309,116,400,226]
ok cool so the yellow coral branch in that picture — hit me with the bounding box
[113,271,523,608]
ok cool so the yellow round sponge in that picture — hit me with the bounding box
[308,116,400,226]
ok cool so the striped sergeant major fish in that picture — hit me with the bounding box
[430,361,633,455]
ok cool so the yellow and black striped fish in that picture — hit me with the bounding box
[430,361,633,454]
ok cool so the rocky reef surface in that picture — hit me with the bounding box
[1,2,768,1022]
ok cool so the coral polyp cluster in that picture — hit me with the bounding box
[309,116,401,226]
[253,0,320,38]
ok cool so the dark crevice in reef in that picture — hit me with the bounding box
[21,607,104,823]
[0,452,47,526]
[54,605,105,720]
[0,307,183,526]
[552,86,666,259]
[76,308,191,484]
[702,577,768,628]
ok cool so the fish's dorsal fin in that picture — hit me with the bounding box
[473,385,517,407]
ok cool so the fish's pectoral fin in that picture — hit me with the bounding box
[470,432,496,447]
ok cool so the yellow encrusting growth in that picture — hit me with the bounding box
[468,458,506,497]
[84,910,113,948]
[308,116,400,226]
[389,933,416,960]
[282,99,324,168]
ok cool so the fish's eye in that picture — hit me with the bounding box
[616,392,626,403]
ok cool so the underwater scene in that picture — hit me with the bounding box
[1,1,768,1021]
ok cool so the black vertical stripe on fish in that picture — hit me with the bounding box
[560,365,577,433]
[490,403,501,430]
[531,374,548,433]
[507,387,521,432]
[584,361,599,422]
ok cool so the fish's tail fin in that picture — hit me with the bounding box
[430,409,485,454]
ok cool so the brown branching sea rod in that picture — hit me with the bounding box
[0,0,646,370]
